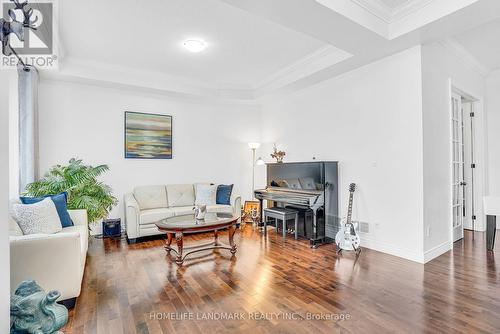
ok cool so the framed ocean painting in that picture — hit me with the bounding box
[124,111,172,159]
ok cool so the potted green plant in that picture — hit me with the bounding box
[24,158,118,224]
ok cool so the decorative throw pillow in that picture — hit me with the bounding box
[9,216,23,236]
[20,192,73,228]
[216,184,233,205]
[195,184,217,206]
[11,198,63,235]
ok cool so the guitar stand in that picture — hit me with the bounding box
[336,243,362,257]
[355,246,362,257]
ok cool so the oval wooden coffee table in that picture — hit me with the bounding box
[155,213,240,265]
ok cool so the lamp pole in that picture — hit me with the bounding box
[251,147,256,197]
[248,143,261,199]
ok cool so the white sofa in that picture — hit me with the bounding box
[9,209,88,306]
[124,184,241,243]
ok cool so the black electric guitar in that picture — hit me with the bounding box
[335,183,361,255]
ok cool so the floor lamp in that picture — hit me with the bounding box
[248,143,264,198]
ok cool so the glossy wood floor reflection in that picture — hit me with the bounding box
[63,228,500,334]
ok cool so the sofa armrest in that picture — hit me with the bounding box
[10,232,83,300]
[68,209,88,227]
[232,196,242,219]
[124,193,140,239]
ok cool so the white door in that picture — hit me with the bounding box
[451,93,465,242]
[462,102,476,230]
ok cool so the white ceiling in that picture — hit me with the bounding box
[59,0,327,88]
[378,0,411,9]
[52,0,500,100]
[454,18,500,71]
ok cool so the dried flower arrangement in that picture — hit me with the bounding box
[270,144,286,163]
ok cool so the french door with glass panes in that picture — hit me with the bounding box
[451,93,465,242]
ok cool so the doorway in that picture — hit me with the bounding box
[451,91,477,243]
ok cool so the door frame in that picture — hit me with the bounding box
[451,92,465,242]
[449,80,486,248]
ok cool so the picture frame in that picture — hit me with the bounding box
[124,111,173,159]
[243,200,261,223]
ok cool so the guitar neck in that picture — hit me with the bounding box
[346,192,354,224]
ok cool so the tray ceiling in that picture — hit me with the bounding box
[316,0,480,39]
[59,0,341,88]
[49,0,499,101]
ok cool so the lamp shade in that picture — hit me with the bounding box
[248,142,261,149]
[256,157,265,166]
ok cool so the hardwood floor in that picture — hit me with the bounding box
[63,227,500,334]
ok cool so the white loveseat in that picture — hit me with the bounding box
[124,184,241,243]
[9,209,88,306]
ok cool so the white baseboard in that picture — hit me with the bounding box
[360,235,425,264]
[360,237,452,264]
[423,241,451,263]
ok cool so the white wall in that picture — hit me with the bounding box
[0,72,14,333]
[260,47,425,262]
[38,80,261,230]
[486,70,500,197]
[421,42,486,259]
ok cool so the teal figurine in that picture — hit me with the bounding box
[10,280,69,334]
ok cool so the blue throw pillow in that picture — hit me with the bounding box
[216,184,233,205]
[20,192,74,228]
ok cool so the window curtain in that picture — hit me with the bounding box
[18,65,39,192]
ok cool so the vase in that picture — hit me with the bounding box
[194,205,207,220]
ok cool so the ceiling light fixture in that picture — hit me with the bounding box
[183,39,207,53]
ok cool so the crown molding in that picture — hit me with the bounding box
[438,39,491,77]
[254,45,352,97]
[391,0,434,22]
[350,0,392,23]
[40,39,489,105]
[352,0,436,24]
[46,57,257,102]
[40,71,261,107]
[47,45,352,102]
[316,0,389,37]
[316,0,479,39]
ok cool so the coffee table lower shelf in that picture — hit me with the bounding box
[163,227,237,265]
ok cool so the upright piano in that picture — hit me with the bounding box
[254,161,339,247]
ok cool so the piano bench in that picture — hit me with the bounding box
[263,207,299,239]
